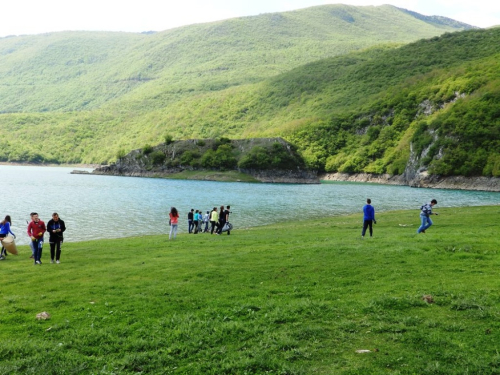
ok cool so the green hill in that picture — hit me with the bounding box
[0,4,483,169]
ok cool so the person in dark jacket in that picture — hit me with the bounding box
[47,212,66,264]
[187,209,194,233]
[361,199,376,238]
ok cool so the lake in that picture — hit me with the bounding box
[1,165,499,245]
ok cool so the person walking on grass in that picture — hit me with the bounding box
[169,207,179,240]
[27,212,36,259]
[203,211,210,233]
[0,215,15,259]
[210,207,218,234]
[27,213,46,265]
[361,199,376,238]
[47,212,66,264]
[224,205,232,235]
[187,209,194,233]
[216,205,225,234]
[417,199,438,234]
[193,210,200,234]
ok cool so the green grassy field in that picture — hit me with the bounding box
[1,205,499,374]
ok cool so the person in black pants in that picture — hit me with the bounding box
[224,205,231,235]
[216,206,225,234]
[361,199,376,238]
[187,209,194,233]
[47,213,66,264]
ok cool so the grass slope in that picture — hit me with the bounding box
[1,205,499,374]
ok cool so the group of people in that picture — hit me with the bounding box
[168,205,231,240]
[361,198,438,238]
[0,212,66,265]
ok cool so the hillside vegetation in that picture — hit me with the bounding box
[1,206,500,373]
[0,4,476,165]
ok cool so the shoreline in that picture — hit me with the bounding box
[320,172,500,192]
[11,203,500,246]
[1,162,499,191]
[0,162,100,169]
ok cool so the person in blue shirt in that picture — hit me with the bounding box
[362,199,376,238]
[0,215,16,259]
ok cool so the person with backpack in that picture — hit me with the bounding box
[417,199,438,234]
[361,199,376,238]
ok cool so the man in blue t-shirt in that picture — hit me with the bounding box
[362,198,376,238]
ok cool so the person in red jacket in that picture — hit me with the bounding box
[27,213,46,265]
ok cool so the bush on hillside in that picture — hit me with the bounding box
[201,145,237,170]
[142,144,154,155]
[150,151,166,166]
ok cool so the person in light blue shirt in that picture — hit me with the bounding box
[0,215,16,259]
[361,199,376,238]
[193,210,200,234]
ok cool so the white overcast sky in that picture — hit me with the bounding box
[1,0,499,37]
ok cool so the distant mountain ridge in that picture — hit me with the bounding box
[397,8,479,29]
[0,4,474,114]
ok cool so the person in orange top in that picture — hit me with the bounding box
[169,207,179,240]
[27,213,46,265]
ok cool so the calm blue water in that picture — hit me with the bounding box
[1,165,499,245]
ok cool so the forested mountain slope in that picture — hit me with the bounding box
[106,28,500,180]
[0,4,481,167]
[0,4,472,114]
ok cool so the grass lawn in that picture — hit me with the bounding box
[1,205,500,374]
[164,170,260,183]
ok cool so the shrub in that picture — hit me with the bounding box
[483,154,500,177]
[142,144,154,155]
[150,151,166,166]
[238,146,271,169]
[180,151,200,165]
[201,145,237,170]
[164,134,174,145]
[116,149,127,160]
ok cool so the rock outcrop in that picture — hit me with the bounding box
[92,138,320,184]
[320,172,500,192]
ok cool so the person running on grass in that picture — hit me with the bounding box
[417,199,438,234]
